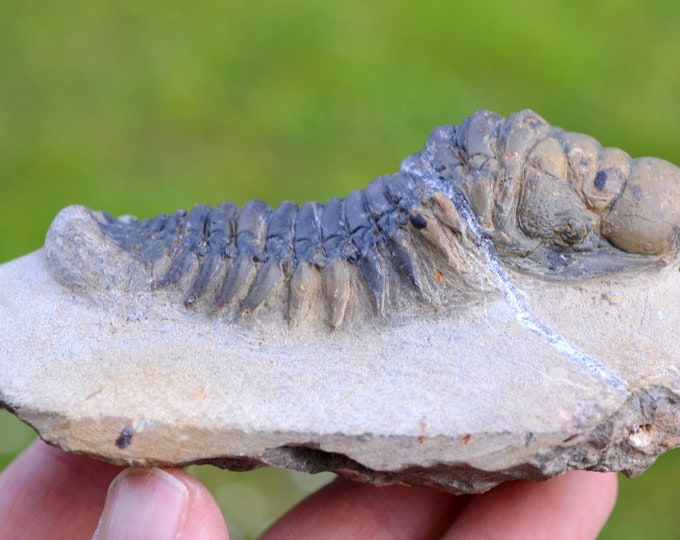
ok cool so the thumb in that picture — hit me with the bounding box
[92,467,229,540]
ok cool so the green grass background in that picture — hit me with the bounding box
[1,1,680,538]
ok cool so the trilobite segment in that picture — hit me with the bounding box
[345,189,388,313]
[385,232,421,290]
[263,201,298,262]
[323,258,352,330]
[454,109,503,164]
[364,176,394,219]
[408,205,458,265]
[288,261,316,325]
[236,259,284,319]
[154,204,211,288]
[428,192,463,234]
[294,203,322,258]
[384,174,458,268]
[365,178,417,287]
[320,196,349,259]
[293,201,323,264]
[288,202,324,325]
[184,202,238,304]
[384,172,422,216]
[231,200,297,318]
[213,199,270,310]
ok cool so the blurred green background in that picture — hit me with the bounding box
[1,1,680,538]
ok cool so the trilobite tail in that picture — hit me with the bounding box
[43,205,147,302]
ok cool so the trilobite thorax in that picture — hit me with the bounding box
[79,174,496,329]
[44,109,680,330]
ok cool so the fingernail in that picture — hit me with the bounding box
[93,468,189,540]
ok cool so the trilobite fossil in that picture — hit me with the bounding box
[45,109,680,330]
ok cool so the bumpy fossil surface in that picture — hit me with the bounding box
[43,110,680,332]
[1,109,680,494]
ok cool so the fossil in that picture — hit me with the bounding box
[45,109,680,332]
[3,109,680,494]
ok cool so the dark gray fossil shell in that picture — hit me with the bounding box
[44,109,680,330]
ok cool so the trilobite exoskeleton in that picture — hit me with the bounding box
[44,109,680,330]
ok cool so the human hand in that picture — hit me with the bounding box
[0,439,617,539]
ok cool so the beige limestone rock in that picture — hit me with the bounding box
[1,244,679,493]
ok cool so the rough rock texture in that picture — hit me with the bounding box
[1,246,679,494]
[2,109,680,494]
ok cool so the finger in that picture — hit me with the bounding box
[0,439,123,540]
[443,470,618,540]
[261,477,469,540]
[93,468,229,540]
[174,469,230,540]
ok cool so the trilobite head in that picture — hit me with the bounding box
[425,109,680,277]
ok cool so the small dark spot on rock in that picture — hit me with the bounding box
[115,425,133,449]
[410,213,428,229]
[462,434,471,444]
[594,170,607,191]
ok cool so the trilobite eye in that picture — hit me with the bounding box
[554,216,589,246]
